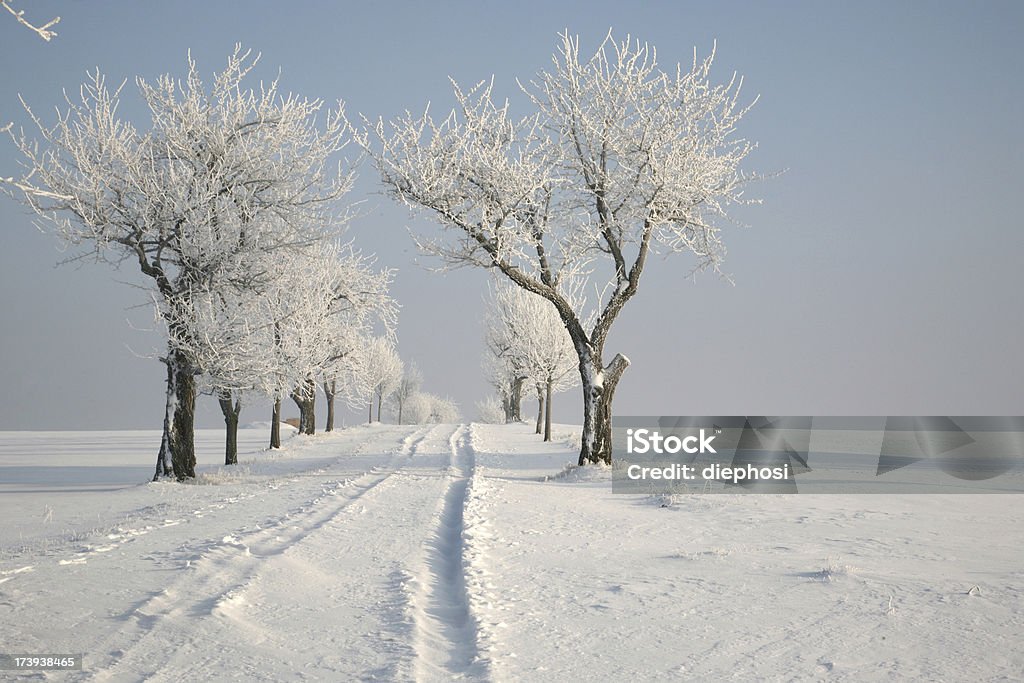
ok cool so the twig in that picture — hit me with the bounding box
[1,0,60,41]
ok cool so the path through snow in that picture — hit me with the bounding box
[1,423,1022,680]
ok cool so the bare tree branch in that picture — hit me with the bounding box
[1,0,59,41]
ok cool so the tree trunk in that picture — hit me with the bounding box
[166,352,196,481]
[270,321,284,449]
[577,353,630,466]
[377,392,384,424]
[535,385,544,435]
[291,376,316,435]
[324,381,336,432]
[398,400,404,425]
[153,359,175,481]
[218,390,242,465]
[507,376,524,422]
[545,379,553,442]
[369,393,374,423]
[270,397,282,449]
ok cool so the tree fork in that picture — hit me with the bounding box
[291,377,317,435]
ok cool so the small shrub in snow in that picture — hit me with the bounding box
[558,430,582,452]
[646,480,701,508]
[404,392,460,424]
[543,461,611,483]
[475,396,505,424]
[813,557,859,582]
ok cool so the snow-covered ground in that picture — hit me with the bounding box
[1,423,1021,681]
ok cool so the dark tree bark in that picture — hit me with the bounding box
[270,398,282,449]
[167,352,197,481]
[535,385,544,434]
[544,379,553,442]
[291,376,316,435]
[153,360,175,481]
[271,320,284,449]
[218,389,242,465]
[368,393,374,423]
[377,392,384,424]
[512,376,524,422]
[577,353,629,466]
[504,375,525,423]
[323,380,336,432]
[154,438,172,481]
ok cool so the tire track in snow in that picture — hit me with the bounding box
[9,426,420,571]
[410,423,488,681]
[87,424,433,682]
[162,424,457,682]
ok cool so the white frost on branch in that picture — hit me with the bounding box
[1,0,59,41]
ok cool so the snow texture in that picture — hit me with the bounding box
[1,423,1022,680]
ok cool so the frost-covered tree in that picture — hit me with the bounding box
[318,250,395,433]
[360,336,403,423]
[486,283,578,441]
[161,235,392,460]
[361,31,760,464]
[482,323,528,424]
[5,47,353,479]
[389,363,422,425]
[272,242,395,437]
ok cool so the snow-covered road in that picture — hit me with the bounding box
[1,423,1022,681]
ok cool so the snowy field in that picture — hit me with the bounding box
[1,423,1022,681]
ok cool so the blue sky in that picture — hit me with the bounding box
[1,1,1022,429]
